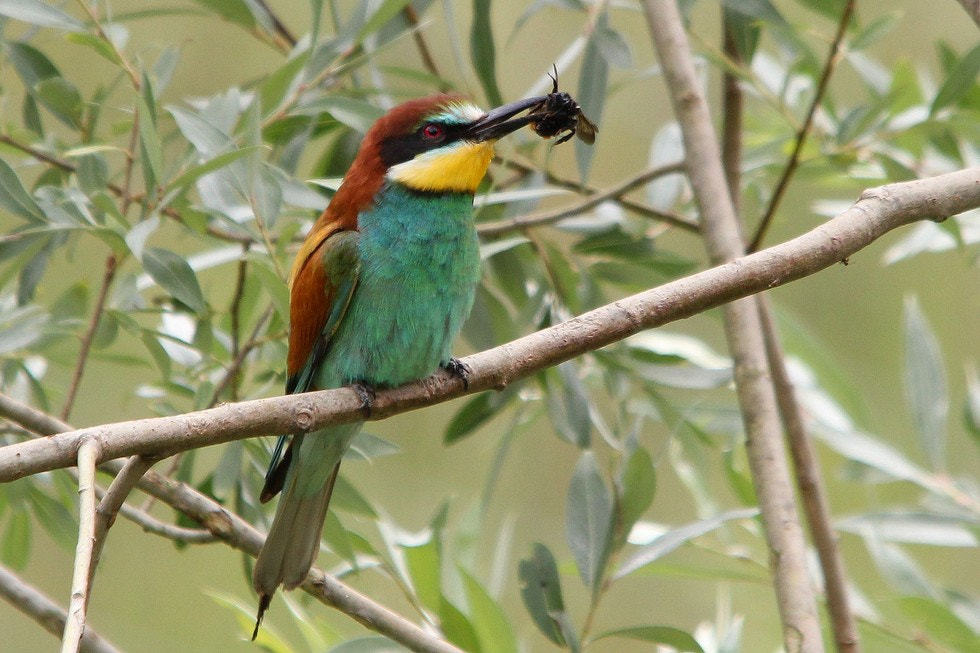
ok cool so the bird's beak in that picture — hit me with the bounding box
[465,96,549,142]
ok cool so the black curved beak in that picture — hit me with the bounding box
[465,96,548,142]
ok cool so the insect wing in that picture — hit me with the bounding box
[575,111,598,144]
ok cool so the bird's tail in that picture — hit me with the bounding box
[251,423,360,638]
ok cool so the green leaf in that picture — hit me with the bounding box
[544,363,592,448]
[593,626,704,652]
[357,0,411,41]
[328,637,408,653]
[4,41,60,89]
[721,0,789,29]
[329,475,378,518]
[259,51,311,114]
[167,105,234,157]
[903,296,948,470]
[65,32,123,65]
[566,451,613,590]
[965,365,980,446]
[616,446,656,541]
[575,26,608,180]
[460,567,517,653]
[444,383,518,444]
[0,157,46,223]
[615,508,759,579]
[0,0,85,32]
[470,0,503,106]
[896,596,980,652]
[33,76,84,128]
[136,87,163,193]
[518,542,578,649]
[930,43,980,114]
[142,247,207,314]
[404,535,441,612]
[438,598,482,653]
[296,96,386,133]
[188,0,255,28]
[1,509,31,570]
[592,22,631,69]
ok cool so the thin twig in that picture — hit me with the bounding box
[253,0,297,47]
[477,162,687,236]
[757,299,861,652]
[228,246,252,403]
[721,10,743,213]
[116,501,218,543]
[496,157,699,232]
[210,305,275,407]
[641,1,825,650]
[61,255,117,421]
[402,4,444,83]
[748,0,855,252]
[73,0,140,88]
[0,564,121,653]
[91,455,160,587]
[61,439,102,653]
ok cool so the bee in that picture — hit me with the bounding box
[528,66,598,146]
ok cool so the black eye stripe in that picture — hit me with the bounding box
[379,121,467,167]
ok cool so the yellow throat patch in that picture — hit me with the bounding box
[387,140,495,194]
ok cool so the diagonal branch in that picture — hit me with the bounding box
[757,297,860,652]
[2,167,977,481]
[477,162,686,236]
[0,564,121,653]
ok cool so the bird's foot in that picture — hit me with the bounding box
[443,357,472,391]
[352,381,376,418]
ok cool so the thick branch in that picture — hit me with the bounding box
[1,168,976,481]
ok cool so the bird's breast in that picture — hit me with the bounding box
[318,184,482,388]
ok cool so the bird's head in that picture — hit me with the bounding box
[326,94,545,225]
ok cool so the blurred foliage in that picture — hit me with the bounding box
[1,1,979,652]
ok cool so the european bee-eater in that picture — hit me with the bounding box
[252,92,564,633]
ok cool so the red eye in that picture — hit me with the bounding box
[421,123,444,140]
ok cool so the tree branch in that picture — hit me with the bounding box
[0,402,465,653]
[61,439,101,653]
[757,297,860,652]
[2,167,976,481]
[61,255,117,421]
[0,564,121,653]
[496,156,700,232]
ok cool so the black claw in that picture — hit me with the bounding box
[352,381,376,418]
[443,357,472,391]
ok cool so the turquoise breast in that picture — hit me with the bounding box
[317,182,482,388]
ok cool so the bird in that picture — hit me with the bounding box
[251,92,557,637]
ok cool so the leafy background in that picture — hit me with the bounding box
[0,0,978,651]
